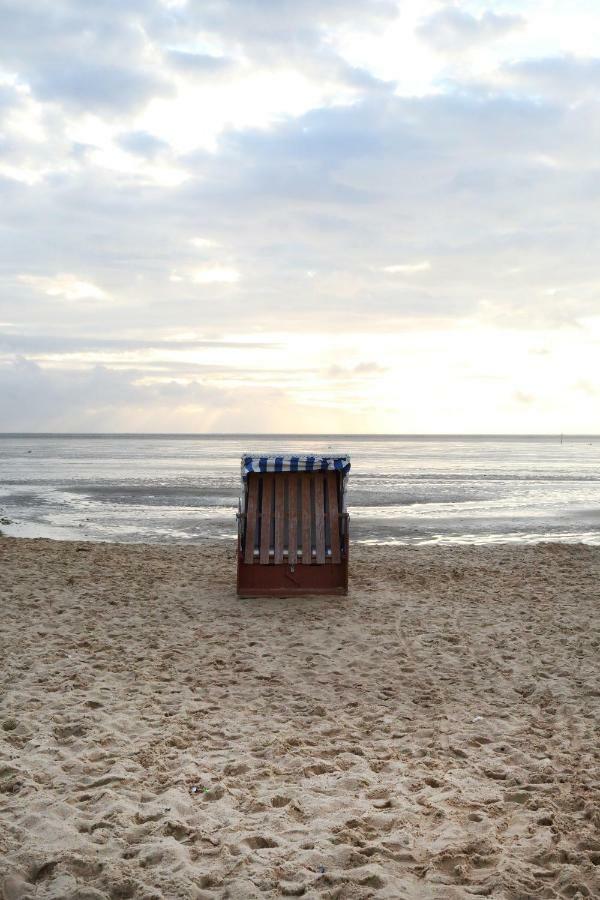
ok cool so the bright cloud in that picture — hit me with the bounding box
[18,274,108,302]
[190,266,240,284]
[189,237,221,249]
[382,262,431,274]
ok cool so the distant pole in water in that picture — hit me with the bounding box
[560,432,563,445]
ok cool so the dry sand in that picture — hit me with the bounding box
[1,537,599,900]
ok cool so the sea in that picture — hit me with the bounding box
[1,434,600,546]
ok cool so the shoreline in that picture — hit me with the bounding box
[3,521,600,548]
[1,537,599,898]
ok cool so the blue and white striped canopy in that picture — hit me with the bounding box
[240,453,351,509]
[242,454,350,476]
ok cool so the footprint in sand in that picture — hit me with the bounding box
[244,835,279,849]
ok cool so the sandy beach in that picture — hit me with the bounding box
[1,537,599,899]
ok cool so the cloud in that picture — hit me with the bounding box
[1,0,600,430]
[0,0,398,121]
[2,83,597,334]
[178,0,398,47]
[382,262,431,274]
[0,1,173,114]
[117,130,170,158]
[18,274,108,302]
[513,389,534,405]
[327,361,387,378]
[0,333,275,354]
[189,237,221,249]
[158,0,399,97]
[504,55,600,101]
[573,379,598,397]
[190,266,240,284]
[0,356,231,430]
[0,356,325,432]
[33,62,173,113]
[165,50,235,77]
[0,83,21,112]
[418,8,524,52]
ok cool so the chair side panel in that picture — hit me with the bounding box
[244,475,259,565]
[327,471,341,564]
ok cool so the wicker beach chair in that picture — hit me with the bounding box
[237,454,351,597]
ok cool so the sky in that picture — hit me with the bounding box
[1,0,600,433]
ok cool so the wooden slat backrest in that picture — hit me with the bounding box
[274,476,285,564]
[314,475,326,563]
[244,476,259,564]
[301,475,312,564]
[242,469,343,566]
[327,471,341,563]
[260,474,273,564]
[288,474,298,564]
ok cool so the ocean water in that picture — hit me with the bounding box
[1,434,600,545]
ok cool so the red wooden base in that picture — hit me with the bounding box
[237,558,348,597]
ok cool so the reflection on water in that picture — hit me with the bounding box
[1,434,600,545]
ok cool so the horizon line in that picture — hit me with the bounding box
[1,432,598,439]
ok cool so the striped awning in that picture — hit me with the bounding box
[242,454,350,476]
[240,454,351,510]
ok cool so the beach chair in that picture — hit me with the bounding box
[237,454,351,597]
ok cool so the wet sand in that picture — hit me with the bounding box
[1,537,599,899]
